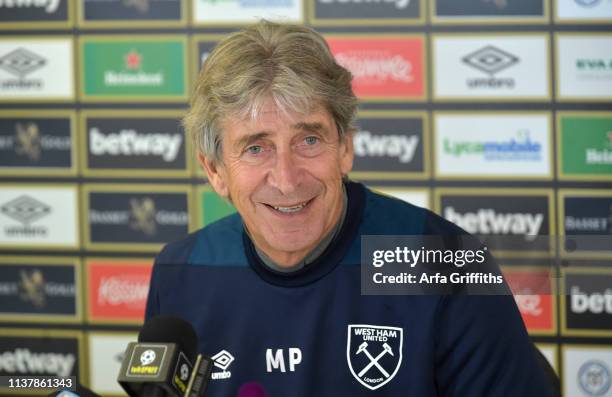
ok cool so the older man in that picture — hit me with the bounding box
[146,21,553,396]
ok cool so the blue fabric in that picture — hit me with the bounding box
[146,182,553,397]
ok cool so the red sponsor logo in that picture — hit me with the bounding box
[87,261,152,322]
[503,268,554,333]
[326,36,425,100]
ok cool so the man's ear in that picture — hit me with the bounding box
[339,131,354,176]
[197,152,229,198]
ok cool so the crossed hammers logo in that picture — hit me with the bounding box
[355,341,394,378]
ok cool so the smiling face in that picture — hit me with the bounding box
[199,99,354,267]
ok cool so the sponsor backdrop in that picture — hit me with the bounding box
[0,0,611,395]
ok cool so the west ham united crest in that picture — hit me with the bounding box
[347,324,403,390]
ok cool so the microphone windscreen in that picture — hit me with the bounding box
[237,382,267,397]
[137,315,198,363]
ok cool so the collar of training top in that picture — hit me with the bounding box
[242,181,366,287]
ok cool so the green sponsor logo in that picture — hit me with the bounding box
[82,39,186,98]
[561,115,612,176]
[199,189,235,227]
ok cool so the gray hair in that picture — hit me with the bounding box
[183,20,357,164]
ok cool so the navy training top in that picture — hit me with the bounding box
[146,181,553,396]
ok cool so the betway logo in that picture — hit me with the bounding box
[0,0,60,13]
[98,276,149,306]
[353,131,418,163]
[335,53,413,82]
[318,0,411,9]
[89,127,182,162]
[444,206,543,240]
[0,348,75,376]
[571,286,612,314]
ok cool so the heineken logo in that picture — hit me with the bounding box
[560,114,612,176]
[104,51,164,87]
[82,39,186,99]
[585,131,612,165]
[125,50,142,70]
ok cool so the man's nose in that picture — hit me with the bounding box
[268,149,302,196]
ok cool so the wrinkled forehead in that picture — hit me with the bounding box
[222,96,332,134]
[240,93,320,123]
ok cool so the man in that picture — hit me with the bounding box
[146,21,554,396]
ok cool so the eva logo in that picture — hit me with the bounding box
[346,324,403,390]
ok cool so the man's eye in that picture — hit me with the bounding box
[246,145,263,154]
[304,136,319,145]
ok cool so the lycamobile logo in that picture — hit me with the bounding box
[443,130,541,161]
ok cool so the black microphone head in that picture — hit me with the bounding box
[138,315,198,363]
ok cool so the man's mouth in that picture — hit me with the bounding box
[264,199,313,214]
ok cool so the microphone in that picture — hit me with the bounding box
[117,315,214,397]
